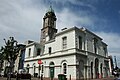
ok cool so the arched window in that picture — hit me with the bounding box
[91,62,93,79]
[100,63,103,78]
[50,62,54,67]
[79,60,84,79]
[95,58,99,78]
[63,63,67,74]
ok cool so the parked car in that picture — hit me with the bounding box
[18,69,26,74]
[16,69,31,80]
[0,71,4,77]
[10,72,17,78]
[114,77,120,80]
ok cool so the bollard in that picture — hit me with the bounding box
[69,75,71,80]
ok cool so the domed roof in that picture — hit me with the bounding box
[47,6,54,13]
[44,6,56,18]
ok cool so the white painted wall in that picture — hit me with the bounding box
[24,27,109,79]
[25,44,35,58]
[44,30,76,54]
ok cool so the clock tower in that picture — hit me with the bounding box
[40,6,57,45]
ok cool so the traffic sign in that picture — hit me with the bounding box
[38,60,42,64]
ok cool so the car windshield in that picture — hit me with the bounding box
[118,77,120,79]
[18,69,26,74]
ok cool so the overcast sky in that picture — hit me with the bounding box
[0,0,120,67]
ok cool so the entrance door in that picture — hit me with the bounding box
[50,67,54,78]
[49,62,54,79]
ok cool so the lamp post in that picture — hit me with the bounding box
[26,65,29,74]
[38,64,41,78]
[38,60,42,79]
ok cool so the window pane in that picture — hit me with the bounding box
[94,38,98,54]
[37,48,41,56]
[79,36,82,49]
[62,37,67,49]
[49,47,52,53]
[28,48,31,57]
[63,63,67,74]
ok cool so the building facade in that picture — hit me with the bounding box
[24,7,110,80]
[14,44,26,72]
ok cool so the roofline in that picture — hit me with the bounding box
[26,41,41,47]
[56,26,103,40]
[56,27,77,36]
[102,41,108,46]
[83,28,103,40]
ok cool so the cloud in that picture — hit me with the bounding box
[51,0,96,10]
[56,8,97,31]
[0,0,97,46]
[0,0,118,48]
[0,0,120,68]
[0,0,120,67]
[95,32,120,67]
[95,32,120,54]
[0,0,108,46]
[0,0,47,45]
[118,10,120,14]
[0,0,115,46]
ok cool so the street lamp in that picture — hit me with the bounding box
[38,64,41,78]
[38,60,42,79]
[26,65,30,74]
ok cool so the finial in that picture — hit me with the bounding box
[47,5,54,13]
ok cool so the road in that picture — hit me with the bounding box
[0,77,116,80]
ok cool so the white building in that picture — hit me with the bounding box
[24,7,110,80]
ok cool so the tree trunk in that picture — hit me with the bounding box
[7,60,14,80]
[7,68,11,80]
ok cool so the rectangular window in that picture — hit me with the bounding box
[103,47,107,56]
[94,38,98,54]
[62,37,67,49]
[37,48,41,56]
[42,31,45,39]
[79,36,82,49]
[48,47,51,53]
[28,48,31,57]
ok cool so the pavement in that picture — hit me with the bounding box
[91,78,115,80]
[0,77,116,80]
